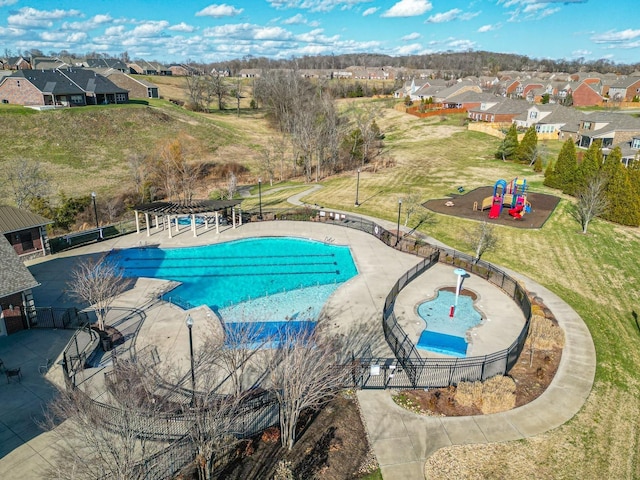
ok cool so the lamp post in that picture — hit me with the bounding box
[395,199,402,247]
[355,168,361,207]
[91,192,99,229]
[186,314,195,405]
[258,178,262,220]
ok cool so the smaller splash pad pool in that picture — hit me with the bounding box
[416,289,482,357]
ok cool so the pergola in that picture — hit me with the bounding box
[133,199,243,238]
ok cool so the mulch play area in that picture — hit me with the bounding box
[424,186,560,229]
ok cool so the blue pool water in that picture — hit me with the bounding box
[109,237,358,328]
[416,290,482,357]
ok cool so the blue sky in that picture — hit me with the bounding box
[0,0,638,65]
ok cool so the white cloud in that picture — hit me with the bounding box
[571,49,592,57]
[130,21,170,37]
[295,28,339,43]
[592,29,640,43]
[535,7,560,19]
[63,14,115,32]
[169,22,197,33]
[196,4,244,18]
[446,38,476,50]
[478,24,496,32]
[426,9,461,23]
[0,0,17,6]
[203,23,293,41]
[8,7,82,28]
[401,32,421,41]
[362,7,378,16]
[394,43,425,55]
[381,0,432,18]
[282,14,306,25]
[268,0,372,13]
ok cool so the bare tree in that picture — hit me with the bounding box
[570,174,608,234]
[464,221,499,264]
[269,327,350,450]
[7,158,51,209]
[128,153,148,203]
[186,74,206,111]
[67,257,130,331]
[214,320,270,397]
[41,358,176,480]
[206,74,230,111]
[402,191,434,229]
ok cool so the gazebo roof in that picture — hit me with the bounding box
[134,199,242,215]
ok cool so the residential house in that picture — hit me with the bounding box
[30,56,68,70]
[603,136,640,167]
[607,76,640,102]
[128,60,171,76]
[238,69,263,78]
[85,58,128,72]
[104,72,159,99]
[573,111,640,150]
[514,104,582,137]
[433,80,482,105]
[0,69,129,106]
[0,236,39,336]
[444,91,502,111]
[467,97,530,123]
[571,81,604,107]
[1,56,31,70]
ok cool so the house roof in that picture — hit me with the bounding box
[609,76,640,89]
[0,206,53,234]
[578,112,640,137]
[0,235,39,298]
[482,98,530,115]
[57,68,128,94]
[85,58,128,71]
[12,69,85,94]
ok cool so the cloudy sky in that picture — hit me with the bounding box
[0,0,638,64]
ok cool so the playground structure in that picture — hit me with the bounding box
[479,178,531,220]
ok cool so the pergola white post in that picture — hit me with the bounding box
[155,214,160,230]
[232,206,237,229]
[144,212,151,237]
[167,215,173,238]
[215,211,220,234]
[238,206,242,226]
[135,210,140,233]
[204,213,209,230]
[191,214,197,237]
[174,215,180,234]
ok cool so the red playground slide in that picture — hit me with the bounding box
[488,196,502,219]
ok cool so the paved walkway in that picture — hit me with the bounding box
[0,209,596,479]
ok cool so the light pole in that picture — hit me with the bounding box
[186,314,195,405]
[396,199,402,247]
[258,178,262,220]
[91,192,99,229]
[355,168,361,207]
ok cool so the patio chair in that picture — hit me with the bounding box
[6,367,21,383]
[39,358,53,375]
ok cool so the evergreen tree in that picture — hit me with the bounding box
[516,125,538,164]
[575,140,603,192]
[601,145,622,182]
[603,160,640,226]
[534,155,544,173]
[543,159,557,188]
[628,157,640,201]
[495,124,519,161]
[553,139,578,195]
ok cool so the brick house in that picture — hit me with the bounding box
[607,76,640,102]
[0,236,39,336]
[575,112,640,150]
[571,82,603,107]
[467,97,530,123]
[0,206,53,260]
[0,69,129,106]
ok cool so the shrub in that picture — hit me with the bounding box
[455,375,516,414]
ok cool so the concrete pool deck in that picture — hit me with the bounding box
[0,219,595,480]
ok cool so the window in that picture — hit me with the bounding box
[632,138,640,149]
[116,93,127,103]
[583,121,591,130]
[530,111,538,119]
[70,95,84,104]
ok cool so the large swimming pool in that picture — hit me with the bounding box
[108,237,358,326]
[416,290,483,357]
